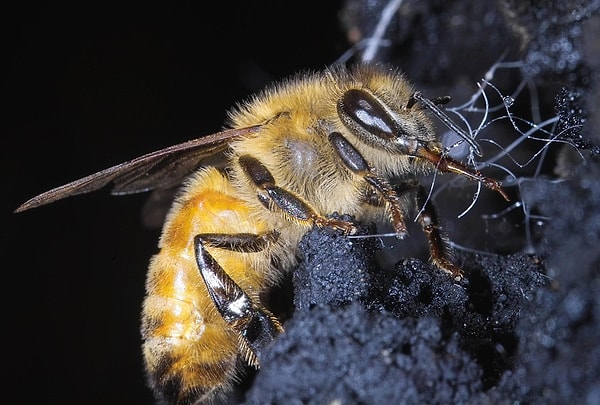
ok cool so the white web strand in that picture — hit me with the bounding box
[361,0,404,63]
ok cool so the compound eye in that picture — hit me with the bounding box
[338,89,399,141]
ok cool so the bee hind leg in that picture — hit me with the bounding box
[193,232,284,368]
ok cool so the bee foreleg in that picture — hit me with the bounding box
[193,234,284,368]
[328,132,408,238]
[399,181,463,279]
[238,154,357,234]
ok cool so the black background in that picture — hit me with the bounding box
[5,2,346,403]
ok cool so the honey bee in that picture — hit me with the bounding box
[15,63,509,404]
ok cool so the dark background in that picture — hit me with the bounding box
[4,2,347,403]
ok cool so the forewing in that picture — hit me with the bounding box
[15,125,261,212]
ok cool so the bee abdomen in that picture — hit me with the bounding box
[144,340,236,404]
[140,168,273,404]
[142,291,240,404]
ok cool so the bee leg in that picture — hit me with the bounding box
[193,233,284,368]
[238,154,357,234]
[197,230,280,252]
[399,180,463,279]
[328,131,409,239]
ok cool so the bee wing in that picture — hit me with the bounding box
[15,125,262,213]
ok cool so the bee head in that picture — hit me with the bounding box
[337,88,436,156]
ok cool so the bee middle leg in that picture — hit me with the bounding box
[238,154,357,234]
[194,231,284,368]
